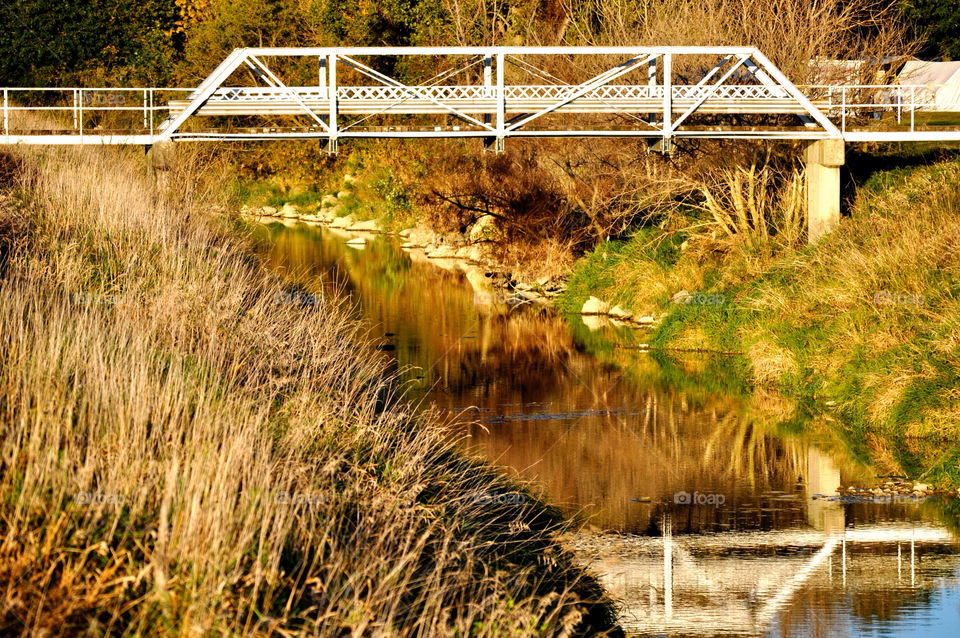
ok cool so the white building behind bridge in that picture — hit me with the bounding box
[896,60,960,111]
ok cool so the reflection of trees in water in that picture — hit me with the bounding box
[698,411,818,506]
[455,377,815,534]
[263,228,814,533]
[258,225,949,537]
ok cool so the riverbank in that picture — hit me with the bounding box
[0,145,618,635]
[246,147,960,491]
[557,151,960,489]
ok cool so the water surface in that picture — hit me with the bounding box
[256,222,960,637]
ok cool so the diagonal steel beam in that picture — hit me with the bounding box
[156,48,250,139]
[670,55,750,131]
[339,55,485,132]
[742,58,782,94]
[246,55,328,131]
[244,58,280,87]
[749,49,840,137]
[742,57,815,127]
[692,54,735,88]
[505,53,658,132]
[338,55,494,131]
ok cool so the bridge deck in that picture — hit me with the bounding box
[166,84,820,117]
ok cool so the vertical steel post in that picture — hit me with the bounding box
[898,543,902,582]
[648,56,657,126]
[841,534,846,587]
[79,89,83,139]
[72,89,78,129]
[481,53,496,151]
[841,86,846,134]
[149,89,154,138]
[911,86,915,132]
[2,88,7,139]
[663,515,673,619]
[483,54,493,115]
[495,51,505,153]
[483,54,493,96]
[143,89,148,129]
[662,52,672,152]
[911,531,915,588]
[319,56,327,98]
[327,53,338,154]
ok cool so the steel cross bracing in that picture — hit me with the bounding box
[3,46,960,148]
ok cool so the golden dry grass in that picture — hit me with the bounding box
[0,143,616,636]
[746,338,799,387]
[697,165,806,252]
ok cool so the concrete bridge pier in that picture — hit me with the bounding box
[806,139,845,243]
[145,141,176,189]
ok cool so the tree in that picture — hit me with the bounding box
[899,0,960,59]
[0,0,180,86]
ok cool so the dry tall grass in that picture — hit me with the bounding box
[0,142,616,635]
[697,164,806,252]
[747,158,960,430]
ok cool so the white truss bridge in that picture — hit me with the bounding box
[2,46,960,150]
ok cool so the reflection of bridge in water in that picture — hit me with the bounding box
[575,448,960,636]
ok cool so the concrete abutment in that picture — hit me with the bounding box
[145,141,176,190]
[806,139,845,244]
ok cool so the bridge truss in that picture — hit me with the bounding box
[3,46,960,149]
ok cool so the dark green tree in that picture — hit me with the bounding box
[0,0,180,86]
[899,0,960,59]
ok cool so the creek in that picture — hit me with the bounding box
[256,221,960,637]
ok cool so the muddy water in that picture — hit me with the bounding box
[256,222,960,637]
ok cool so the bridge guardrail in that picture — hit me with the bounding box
[5,84,955,139]
[4,84,957,138]
[2,88,193,139]
[800,84,960,134]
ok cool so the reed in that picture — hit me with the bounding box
[697,163,806,252]
[0,141,616,635]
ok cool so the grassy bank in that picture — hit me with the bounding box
[0,144,617,635]
[558,153,960,488]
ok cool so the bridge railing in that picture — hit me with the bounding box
[800,84,960,134]
[193,83,794,103]
[2,87,193,139]
[5,84,958,141]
